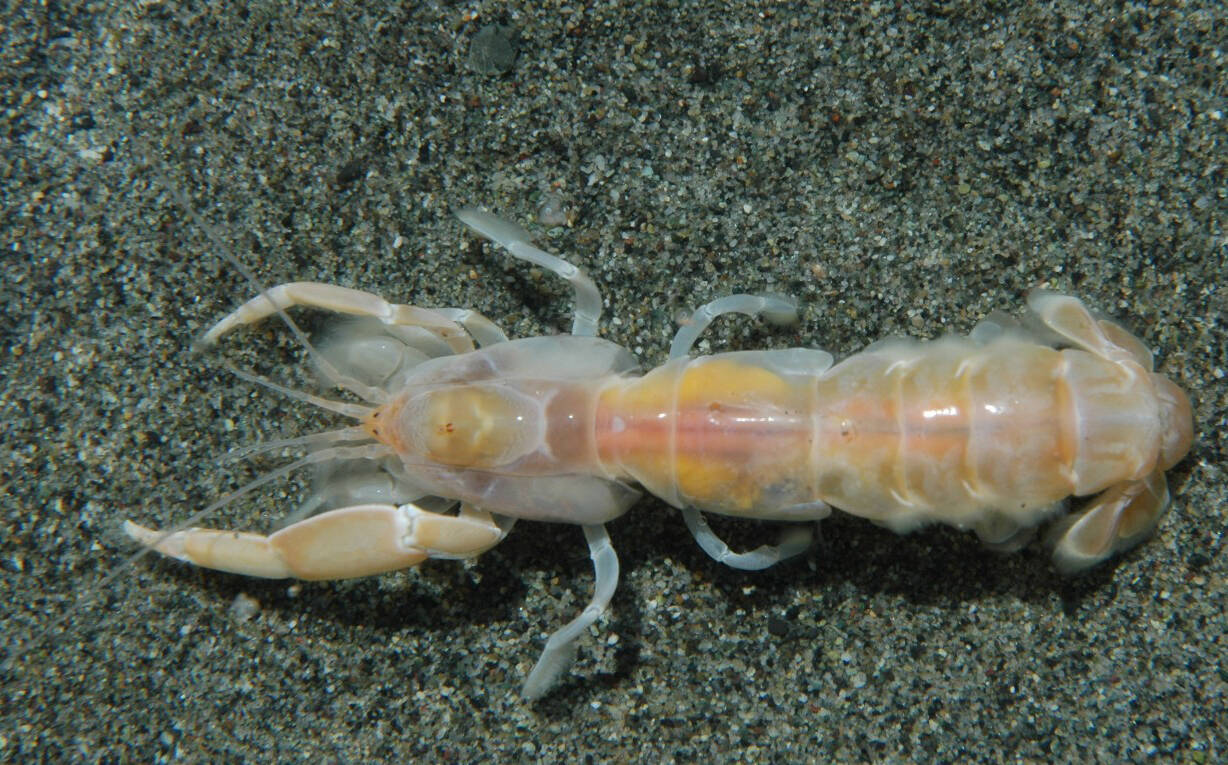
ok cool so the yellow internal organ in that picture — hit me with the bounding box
[673,452,756,512]
[676,357,796,404]
[420,386,530,467]
[674,358,812,513]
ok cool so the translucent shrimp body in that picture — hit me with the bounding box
[128,208,1193,699]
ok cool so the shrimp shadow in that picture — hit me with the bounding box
[619,499,1140,637]
[136,545,532,637]
[131,514,645,709]
[128,479,1163,708]
[507,500,1138,715]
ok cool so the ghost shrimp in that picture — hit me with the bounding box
[128,208,1193,700]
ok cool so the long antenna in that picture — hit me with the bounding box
[6,130,368,669]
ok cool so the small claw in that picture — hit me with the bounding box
[126,502,507,581]
[200,282,474,353]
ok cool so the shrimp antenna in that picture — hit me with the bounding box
[221,362,377,418]
[159,176,383,404]
[222,426,370,464]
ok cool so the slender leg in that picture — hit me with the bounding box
[521,524,619,700]
[681,507,813,570]
[201,282,476,354]
[124,501,507,580]
[669,294,798,359]
[455,207,603,337]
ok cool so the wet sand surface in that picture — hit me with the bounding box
[3,2,1224,760]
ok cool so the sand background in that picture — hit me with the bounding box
[3,2,1225,760]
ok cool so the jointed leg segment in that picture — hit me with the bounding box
[680,507,814,570]
[433,307,509,347]
[521,524,620,700]
[669,294,798,359]
[455,206,604,337]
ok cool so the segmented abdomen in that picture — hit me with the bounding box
[595,336,1168,531]
[811,338,1076,532]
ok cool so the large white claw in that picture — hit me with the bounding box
[125,502,507,581]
